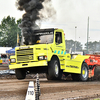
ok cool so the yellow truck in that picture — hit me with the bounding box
[9,28,89,81]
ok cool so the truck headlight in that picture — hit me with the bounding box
[10,59,16,63]
[38,56,47,60]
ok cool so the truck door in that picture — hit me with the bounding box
[54,32,64,52]
[53,31,66,70]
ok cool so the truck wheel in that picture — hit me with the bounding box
[80,63,88,81]
[71,63,88,81]
[15,69,26,80]
[47,57,62,80]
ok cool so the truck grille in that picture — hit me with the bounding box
[16,48,34,62]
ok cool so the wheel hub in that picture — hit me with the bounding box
[82,67,87,78]
[55,63,59,75]
[82,70,85,75]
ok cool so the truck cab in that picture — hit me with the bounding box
[9,28,89,81]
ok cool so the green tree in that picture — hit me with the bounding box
[65,39,82,52]
[85,41,100,53]
[0,16,21,47]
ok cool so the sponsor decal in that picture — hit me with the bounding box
[56,46,62,47]
[36,32,53,35]
[66,65,79,69]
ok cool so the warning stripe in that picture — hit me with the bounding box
[54,50,66,55]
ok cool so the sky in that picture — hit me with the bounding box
[0,0,100,48]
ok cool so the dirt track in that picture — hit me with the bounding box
[0,65,9,70]
[0,78,100,100]
[0,66,100,100]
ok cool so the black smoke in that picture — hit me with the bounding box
[16,0,43,45]
[16,0,56,45]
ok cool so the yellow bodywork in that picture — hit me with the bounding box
[64,54,90,74]
[10,60,47,69]
[9,29,90,74]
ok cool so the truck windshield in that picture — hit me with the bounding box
[20,31,54,45]
[38,34,53,44]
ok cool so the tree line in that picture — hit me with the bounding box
[0,16,21,48]
[66,40,100,53]
[0,16,100,53]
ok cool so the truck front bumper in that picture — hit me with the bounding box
[9,61,48,69]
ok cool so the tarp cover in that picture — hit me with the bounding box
[6,47,15,54]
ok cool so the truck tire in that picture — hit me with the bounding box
[15,69,26,80]
[47,57,62,80]
[71,63,88,81]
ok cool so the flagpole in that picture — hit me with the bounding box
[17,33,19,46]
[87,17,89,54]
